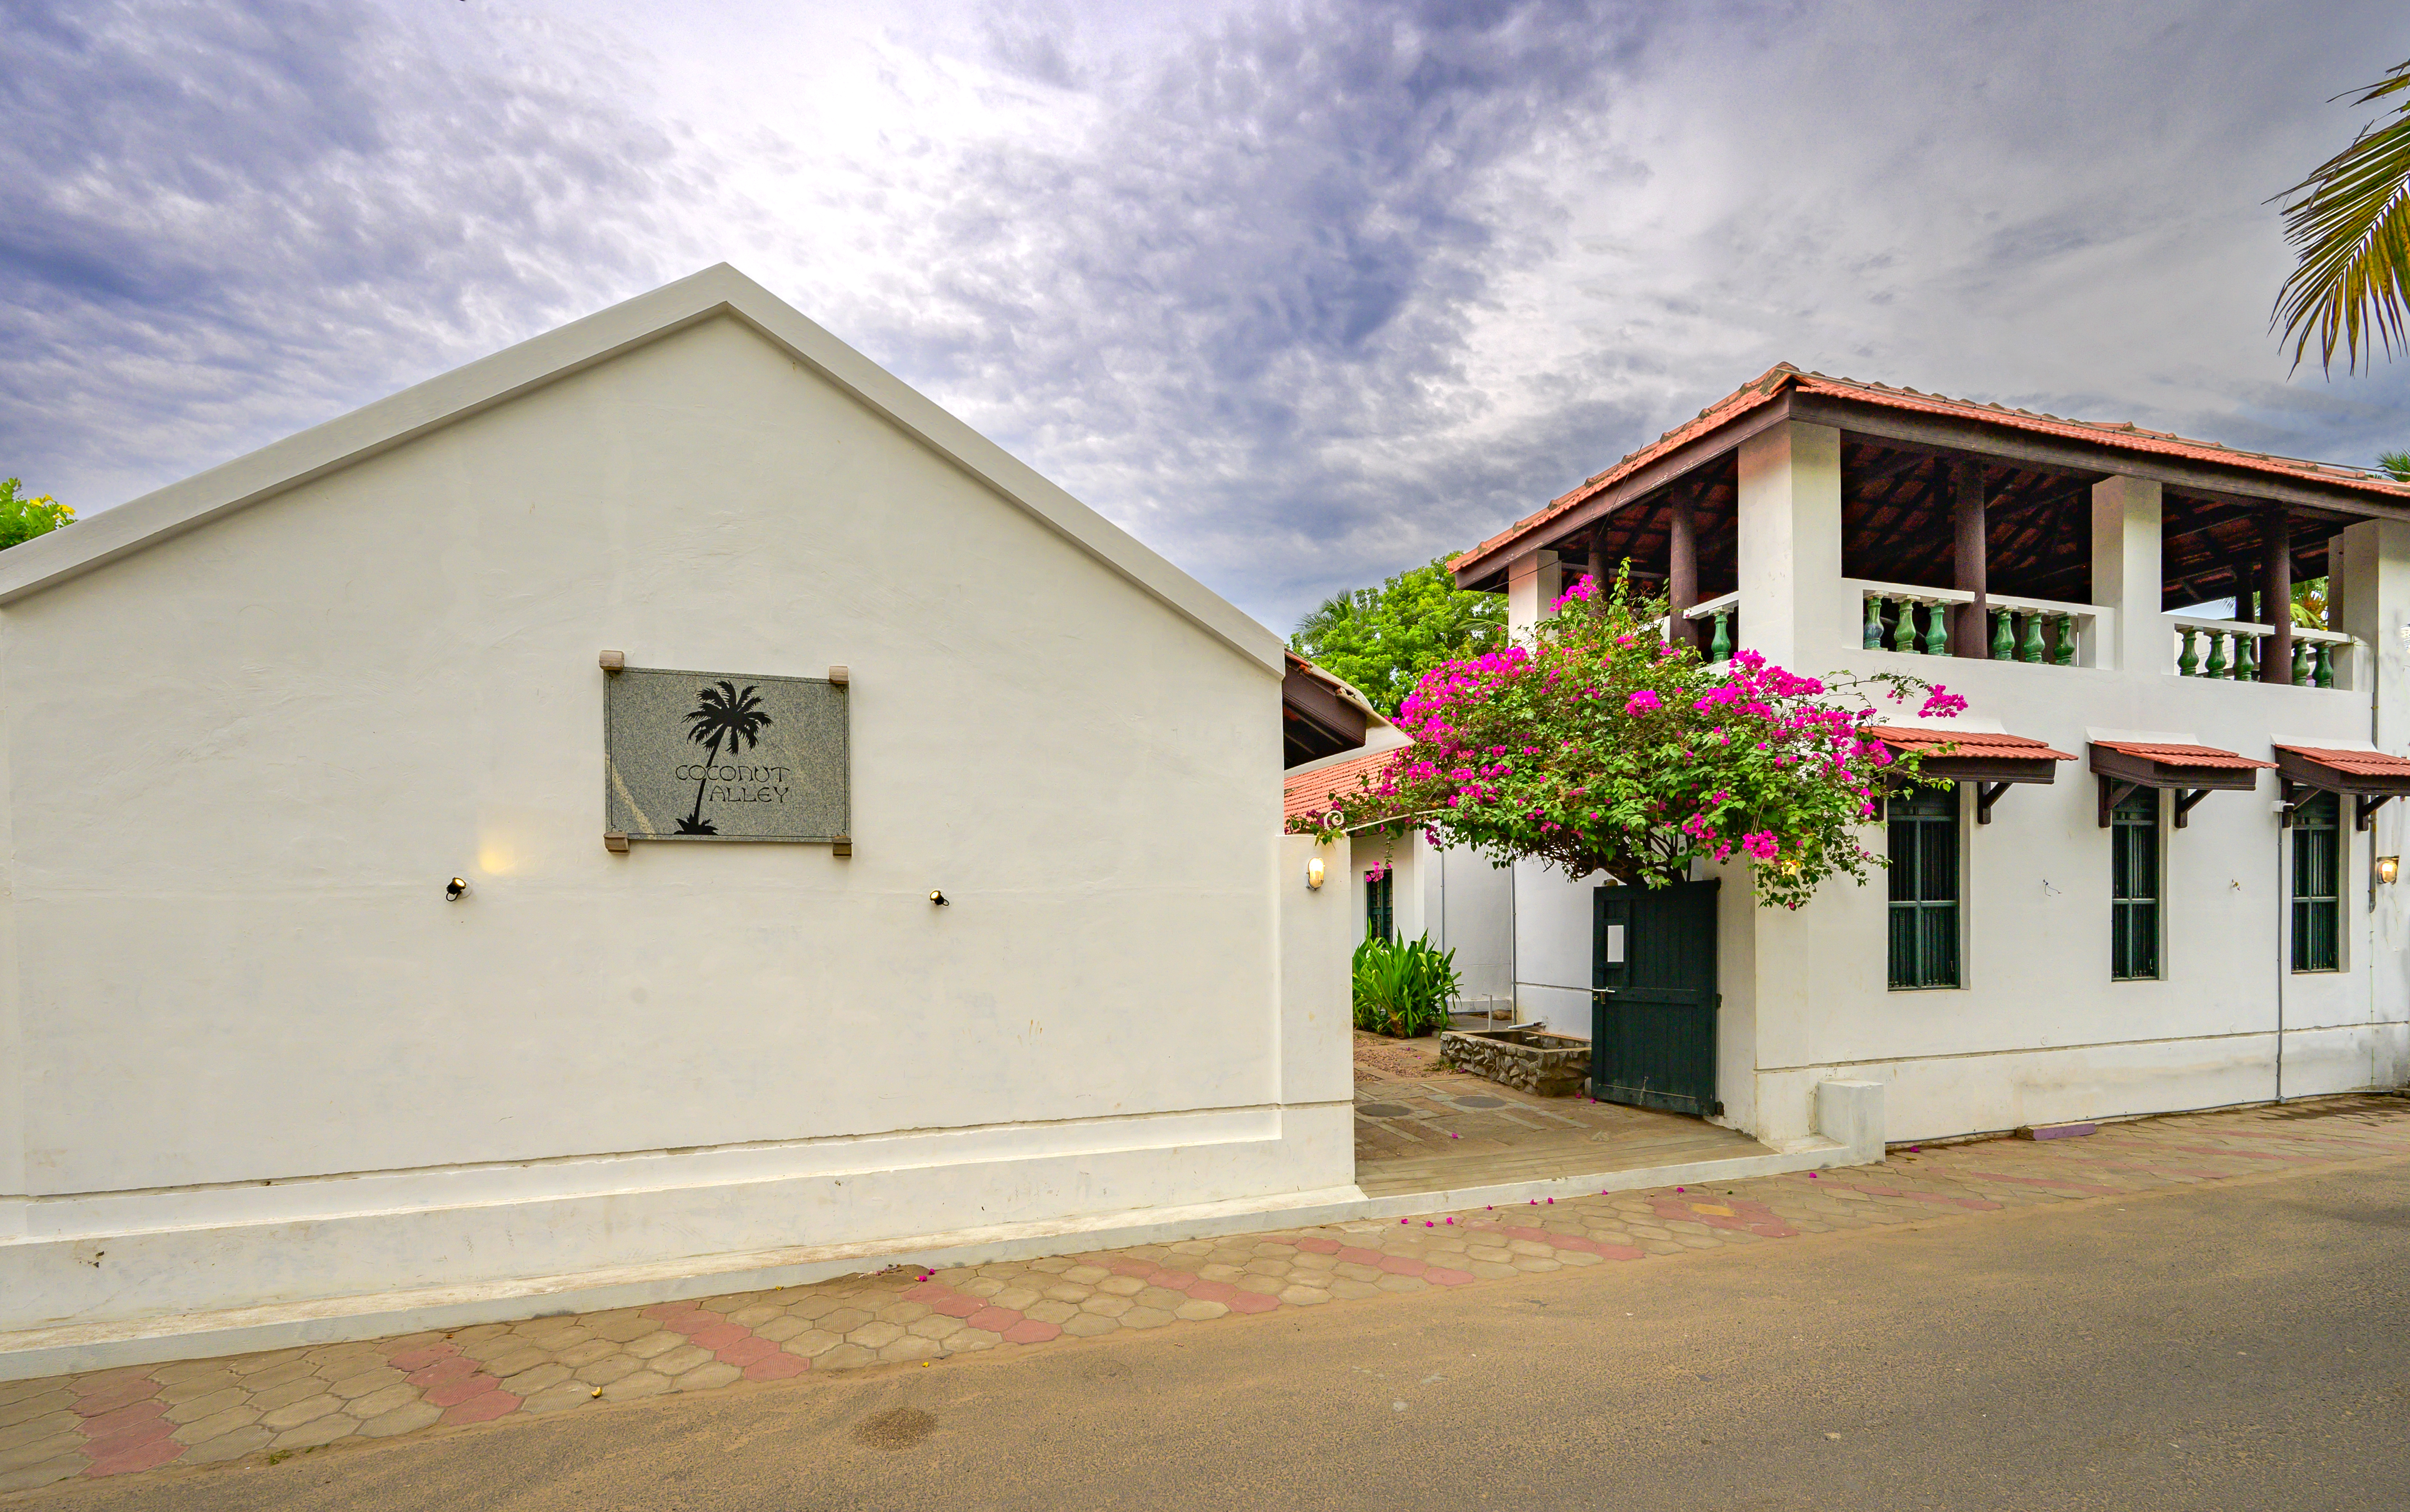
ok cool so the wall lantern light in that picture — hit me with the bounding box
[2379,856,2401,886]
[1305,857,1326,891]
[445,877,470,901]
[929,889,950,907]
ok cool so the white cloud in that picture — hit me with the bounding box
[8,0,2407,632]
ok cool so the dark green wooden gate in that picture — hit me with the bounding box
[1591,880,1720,1116]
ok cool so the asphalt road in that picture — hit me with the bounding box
[29,1157,2410,1512]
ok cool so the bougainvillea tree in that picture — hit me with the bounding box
[1291,572,1968,910]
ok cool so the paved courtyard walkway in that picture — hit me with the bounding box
[1351,1031,1767,1194]
[3,1093,2406,1498]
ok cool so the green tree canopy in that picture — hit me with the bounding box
[1289,558,1505,716]
[0,479,71,551]
[2274,60,2410,373]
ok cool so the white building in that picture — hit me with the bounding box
[1451,364,2410,1146]
[1282,699,1515,1018]
[0,267,1358,1350]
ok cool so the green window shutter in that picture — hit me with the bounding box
[1886,787,1961,988]
[2110,789,2161,980]
[2291,792,2341,973]
[1366,872,1394,943]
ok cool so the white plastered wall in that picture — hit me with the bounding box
[1738,457,2409,1144]
[0,313,1354,1331]
[1496,435,2409,1147]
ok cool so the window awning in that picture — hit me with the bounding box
[2273,745,2410,830]
[1868,726,2075,825]
[2088,740,2275,829]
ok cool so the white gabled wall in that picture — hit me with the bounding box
[0,314,1352,1331]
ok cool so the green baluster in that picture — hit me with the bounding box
[2235,631,2256,682]
[2178,625,2199,676]
[1863,596,1884,650]
[1710,608,1733,664]
[2017,611,2045,663]
[2294,641,2313,686]
[2204,630,2228,680]
[1922,600,1950,656]
[2051,614,2076,667]
[1990,607,2015,661]
[1891,599,1920,654]
[2315,643,2334,689]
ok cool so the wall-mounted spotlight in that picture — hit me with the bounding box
[929,890,949,906]
[1305,857,1326,891]
[2379,856,2401,886]
[445,877,471,902]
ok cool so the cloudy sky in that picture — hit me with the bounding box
[5,0,2407,630]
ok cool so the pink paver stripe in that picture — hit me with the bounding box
[1841,1184,2001,1211]
[1001,1320,1062,1344]
[1425,1267,1476,1286]
[388,1344,458,1370]
[2152,1143,2337,1166]
[716,1336,779,1366]
[1225,1292,1280,1314]
[72,1382,160,1416]
[425,1374,505,1408]
[409,1356,480,1386]
[930,1292,986,1319]
[1146,1269,1200,1290]
[85,1439,184,1479]
[687,1322,750,1350]
[441,1391,522,1426]
[80,1400,170,1435]
[1960,1171,2125,1197]
[966,1306,1022,1333]
[744,1353,809,1381]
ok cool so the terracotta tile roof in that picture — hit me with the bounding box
[1283,748,1401,824]
[2273,745,2410,779]
[1454,363,2410,573]
[2090,740,2276,771]
[1866,726,2077,761]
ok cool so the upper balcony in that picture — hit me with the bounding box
[1453,366,2410,715]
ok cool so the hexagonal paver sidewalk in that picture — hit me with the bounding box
[3,1094,2405,1496]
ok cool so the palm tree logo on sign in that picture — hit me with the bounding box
[676,681,773,835]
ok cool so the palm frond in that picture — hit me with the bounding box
[2274,61,2410,374]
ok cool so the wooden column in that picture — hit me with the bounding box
[1668,491,1698,648]
[1954,461,1988,657]
[2262,506,2293,683]
[1588,544,1608,612]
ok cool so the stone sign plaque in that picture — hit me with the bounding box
[604,666,848,842]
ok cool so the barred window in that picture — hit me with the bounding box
[2292,792,2341,973]
[1365,870,1394,943]
[1888,787,1960,989]
[2110,789,2161,981]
